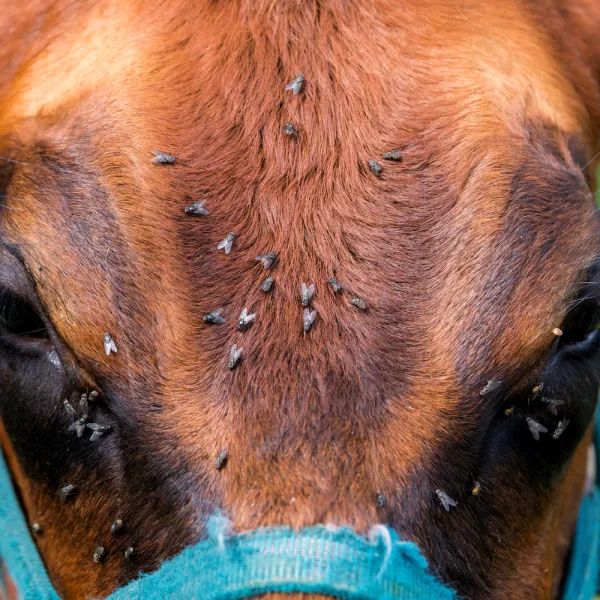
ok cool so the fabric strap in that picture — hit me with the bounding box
[107,518,457,600]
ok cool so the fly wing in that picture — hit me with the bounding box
[440,495,451,511]
[79,396,88,417]
[527,418,547,440]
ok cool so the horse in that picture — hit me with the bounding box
[1,0,600,598]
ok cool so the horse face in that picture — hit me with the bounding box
[1,1,600,599]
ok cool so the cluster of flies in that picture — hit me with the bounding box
[63,391,111,442]
[435,328,570,513]
[92,518,134,564]
[128,74,374,373]
[48,492,134,563]
[32,392,134,563]
[95,73,403,517]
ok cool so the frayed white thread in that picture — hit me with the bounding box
[207,513,234,553]
[368,524,393,578]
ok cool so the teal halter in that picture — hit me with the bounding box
[1,420,599,599]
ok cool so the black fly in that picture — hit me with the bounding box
[300,283,315,307]
[217,232,235,255]
[103,333,118,356]
[259,277,274,292]
[203,308,225,324]
[540,397,565,416]
[228,345,243,370]
[184,200,209,215]
[57,484,76,501]
[382,150,402,161]
[436,490,457,511]
[553,419,570,439]
[215,450,229,470]
[303,308,317,333]
[351,298,368,310]
[368,160,382,176]
[151,150,176,164]
[282,123,298,137]
[526,417,548,440]
[256,252,277,269]
[93,547,105,563]
[328,277,343,294]
[67,394,90,437]
[285,74,305,95]
[86,423,112,442]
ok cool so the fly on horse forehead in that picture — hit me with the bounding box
[1,1,600,599]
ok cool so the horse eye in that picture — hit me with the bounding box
[0,287,49,343]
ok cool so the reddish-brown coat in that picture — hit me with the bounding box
[0,1,599,599]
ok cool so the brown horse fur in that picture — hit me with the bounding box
[1,1,600,599]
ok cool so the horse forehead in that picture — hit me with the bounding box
[0,0,594,434]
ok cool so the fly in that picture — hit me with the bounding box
[151,150,176,164]
[203,308,225,324]
[300,283,315,307]
[93,547,105,563]
[526,417,548,440]
[328,277,343,294]
[67,394,90,437]
[215,450,229,470]
[480,380,502,396]
[472,481,481,496]
[282,123,298,137]
[540,397,565,416]
[553,419,570,439]
[259,277,274,292]
[285,74,305,95]
[86,423,112,442]
[382,150,402,161]
[351,298,368,310]
[436,490,457,511]
[217,232,235,254]
[103,333,118,356]
[368,159,382,176]
[237,307,256,330]
[31,522,43,534]
[303,308,317,333]
[57,484,76,501]
[184,200,209,215]
[111,519,124,534]
[228,345,243,370]
[63,399,76,417]
[256,252,277,269]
